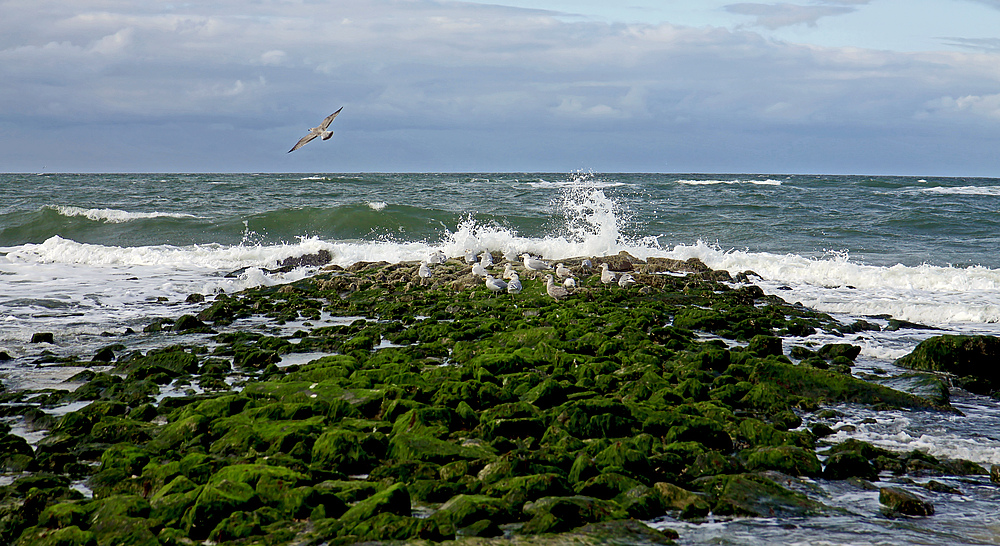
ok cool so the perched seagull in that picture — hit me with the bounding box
[618,273,636,289]
[485,274,507,297]
[545,274,570,300]
[507,273,522,296]
[600,263,617,285]
[464,249,477,264]
[418,262,432,279]
[581,259,593,270]
[480,251,494,269]
[288,107,343,153]
[503,248,520,262]
[472,262,488,277]
[521,254,551,276]
[502,263,517,280]
[428,250,446,264]
[563,277,576,288]
[555,263,573,278]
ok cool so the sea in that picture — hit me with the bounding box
[3,172,1000,544]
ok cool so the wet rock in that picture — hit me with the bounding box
[895,335,1000,396]
[652,482,710,519]
[339,482,411,523]
[818,343,862,361]
[745,446,822,477]
[170,314,212,333]
[823,451,879,481]
[879,486,934,516]
[31,332,54,344]
[521,495,626,534]
[748,335,782,357]
[14,526,96,546]
[695,473,827,518]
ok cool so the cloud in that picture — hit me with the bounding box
[0,0,998,173]
[940,37,1000,53]
[724,2,861,29]
[920,93,1000,122]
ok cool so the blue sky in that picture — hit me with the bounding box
[1,0,999,175]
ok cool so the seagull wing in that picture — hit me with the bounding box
[319,107,344,130]
[288,132,319,153]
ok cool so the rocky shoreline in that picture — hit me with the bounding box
[0,253,992,545]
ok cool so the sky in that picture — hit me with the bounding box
[1,0,999,175]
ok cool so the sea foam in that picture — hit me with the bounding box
[51,205,201,223]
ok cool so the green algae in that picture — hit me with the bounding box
[4,256,979,545]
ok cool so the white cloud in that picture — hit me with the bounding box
[0,0,998,173]
[921,93,1000,121]
[259,49,287,66]
[724,3,857,29]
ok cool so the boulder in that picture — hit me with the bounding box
[895,335,1000,395]
[879,486,934,516]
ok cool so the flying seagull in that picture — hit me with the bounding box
[288,107,343,153]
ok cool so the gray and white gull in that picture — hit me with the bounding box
[288,107,343,153]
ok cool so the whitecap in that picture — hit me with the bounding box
[51,205,202,223]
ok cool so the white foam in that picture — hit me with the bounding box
[51,205,201,223]
[659,242,1000,328]
[910,186,1000,197]
[676,179,783,186]
[367,201,388,211]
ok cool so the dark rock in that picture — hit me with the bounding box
[895,335,1000,396]
[879,486,934,516]
[748,335,782,357]
[31,332,54,344]
[823,451,878,481]
[696,473,827,518]
[278,249,333,270]
[818,343,862,361]
[171,314,212,333]
[886,319,941,331]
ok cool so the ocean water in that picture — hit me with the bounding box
[3,172,1000,543]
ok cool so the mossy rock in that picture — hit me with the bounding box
[150,476,202,525]
[521,495,627,534]
[388,432,495,464]
[311,429,377,474]
[485,473,573,505]
[436,494,514,529]
[339,482,411,522]
[751,360,942,409]
[695,473,827,517]
[344,511,449,542]
[181,479,259,537]
[823,451,878,481]
[894,335,1000,396]
[744,446,822,477]
[672,309,728,333]
[652,482,711,519]
[15,526,96,546]
[575,472,645,500]
[879,486,934,516]
[37,502,91,530]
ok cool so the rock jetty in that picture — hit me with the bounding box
[0,254,986,545]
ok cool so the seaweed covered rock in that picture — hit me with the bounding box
[895,335,1000,396]
[6,255,967,546]
[879,486,934,516]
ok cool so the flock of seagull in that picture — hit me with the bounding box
[417,249,637,300]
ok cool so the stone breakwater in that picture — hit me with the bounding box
[0,253,988,546]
